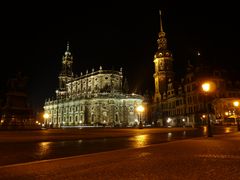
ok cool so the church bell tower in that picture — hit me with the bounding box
[153,11,174,103]
[56,42,74,98]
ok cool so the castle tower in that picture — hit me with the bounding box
[56,42,74,98]
[153,10,174,103]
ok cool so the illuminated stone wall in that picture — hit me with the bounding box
[65,68,123,97]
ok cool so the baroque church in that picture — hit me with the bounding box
[43,43,144,128]
[152,11,240,127]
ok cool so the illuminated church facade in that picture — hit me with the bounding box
[44,44,144,128]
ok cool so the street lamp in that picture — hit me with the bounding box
[136,105,144,129]
[201,81,214,137]
[43,112,50,127]
[233,101,240,131]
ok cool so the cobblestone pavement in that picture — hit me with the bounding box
[0,132,239,179]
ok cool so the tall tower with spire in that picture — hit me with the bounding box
[153,10,174,103]
[56,42,74,98]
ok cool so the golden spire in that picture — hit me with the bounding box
[159,10,163,32]
[157,10,167,50]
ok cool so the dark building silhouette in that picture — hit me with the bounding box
[0,72,35,129]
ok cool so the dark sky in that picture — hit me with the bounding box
[1,1,239,111]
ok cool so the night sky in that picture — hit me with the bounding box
[1,1,239,112]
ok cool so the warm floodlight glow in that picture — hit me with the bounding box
[136,105,144,113]
[201,81,216,93]
[233,101,239,107]
[202,83,210,92]
[43,113,49,119]
[167,118,172,123]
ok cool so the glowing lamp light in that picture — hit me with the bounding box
[233,101,239,107]
[233,101,240,131]
[201,81,216,93]
[202,83,210,92]
[167,118,171,123]
[136,105,144,113]
[43,113,49,119]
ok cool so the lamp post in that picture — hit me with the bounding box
[233,101,240,131]
[201,82,213,137]
[43,112,49,128]
[136,105,144,129]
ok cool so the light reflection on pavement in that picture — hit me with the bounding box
[0,126,237,166]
